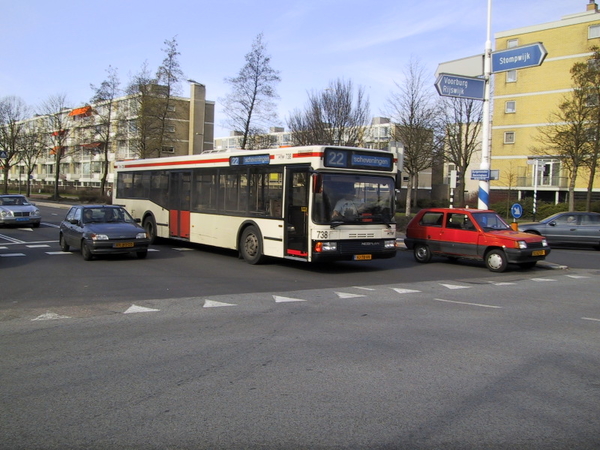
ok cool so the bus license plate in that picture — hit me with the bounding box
[354,254,372,261]
[114,242,134,248]
[532,250,545,256]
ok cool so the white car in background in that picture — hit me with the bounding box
[0,195,41,227]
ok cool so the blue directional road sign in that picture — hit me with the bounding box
[511,203,523,219]
[435,73,485,100]
[491,42,547,73]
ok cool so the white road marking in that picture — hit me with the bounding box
[204,300,237,307]
[173,248,194,251]
[0,234,25,244]
[335,292,366,298]
[274,295,306,303]
[433,298,502,309]
[489,281,516,286]
[124,304,160,314]
[32,312,71,321]
[392,288,422,294]
[352,286,376,291]
[0,253,26,257]
[531,278,556,282]
[46,251,72,255]
[582,317,600,322]
[27,244,50,248]
[566,275,590,279]
[440,283,471,290]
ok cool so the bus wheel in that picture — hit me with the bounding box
[143,216,157,244]
[240,226,265,265]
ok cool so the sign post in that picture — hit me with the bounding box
[510,203,523,230]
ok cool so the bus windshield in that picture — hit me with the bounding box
[314,173,396,225]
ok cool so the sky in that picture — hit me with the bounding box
[0,0,582,138]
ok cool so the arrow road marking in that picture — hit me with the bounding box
[124,304,160,314]
[204,300,237,308]
[274,295,306,303]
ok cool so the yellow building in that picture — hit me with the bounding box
[492,0,600,204]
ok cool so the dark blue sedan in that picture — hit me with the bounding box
[59,205,151,260]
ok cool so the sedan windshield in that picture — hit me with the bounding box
[83,207,136,224]
[1,196,30,206]
[313,173,395,225]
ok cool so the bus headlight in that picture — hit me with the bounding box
[314,241,337,253]
[384,240,397,249]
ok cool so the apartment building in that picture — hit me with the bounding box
[5,82,214,191]
[491,1,600,203]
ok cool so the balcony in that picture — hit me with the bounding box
[516,176,569,189]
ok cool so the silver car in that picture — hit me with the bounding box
[0,195,41,227]
[518,211,600,249]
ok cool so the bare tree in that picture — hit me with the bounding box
[90,65,121,195]
[39,94,70,200]
[534,85,591,211]
[19,119,46,196]
[571,46,600,211]
[126,62,161,159]
[438,97,483,207]
[155,36,184,155]
[287,78,370,147]
[386,58,438,215]
[222,33,281,149]
[0,96,30,194]
[126,38,184,159]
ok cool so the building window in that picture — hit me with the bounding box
[162,146,175,154]
[505,101,516,113]
[507,38,519,48]
[589,24,600,39]
[506,70,517,83]
[504,131,515,144]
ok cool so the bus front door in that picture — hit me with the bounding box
[168,171,191,239]
[285,168,309,259]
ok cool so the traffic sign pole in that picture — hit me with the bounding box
[478,0,492,211]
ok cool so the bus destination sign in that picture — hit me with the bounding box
[324,148,393,171]
[230,154,270,166]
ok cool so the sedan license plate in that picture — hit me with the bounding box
[532,250,546,256]
[114,242,134,248]
[353,254,372,261]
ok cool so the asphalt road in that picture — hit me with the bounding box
[1,204,599,449]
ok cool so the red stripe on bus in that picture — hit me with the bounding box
[292,152,323,158]
[119,158,230,168]
[117,151,323,169]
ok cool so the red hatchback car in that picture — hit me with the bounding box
[404,208,550,272]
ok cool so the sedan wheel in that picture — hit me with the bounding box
[81,241,93,261]
[59,234,70,252]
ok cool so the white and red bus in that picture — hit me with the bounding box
[113,145,399,264]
